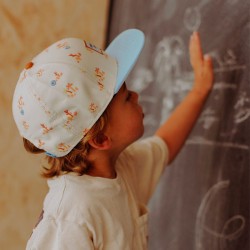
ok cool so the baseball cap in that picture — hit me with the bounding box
[12,29,145,157]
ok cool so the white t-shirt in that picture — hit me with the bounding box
[26,136,169,250]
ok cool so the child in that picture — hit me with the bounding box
[12,29,213,249]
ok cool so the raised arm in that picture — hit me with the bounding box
[155,31,214,164]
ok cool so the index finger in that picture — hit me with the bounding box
[189,31,204,68]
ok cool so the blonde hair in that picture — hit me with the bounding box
[23,111,108,178]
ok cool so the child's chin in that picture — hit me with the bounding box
[137,127,145,139]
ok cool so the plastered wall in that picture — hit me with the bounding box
[0,1,110,249]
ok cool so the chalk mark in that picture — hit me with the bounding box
[187,136,249,151]
[211,50,246,73]
[214,65,247,73]
[198,107,219,130]
[195,180,246,249]
[183,0,211,31]
[234,91,250,124]
[213,82,237,90]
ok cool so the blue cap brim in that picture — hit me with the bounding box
[105,29,145,94]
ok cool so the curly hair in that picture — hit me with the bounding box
[23,111,108,178]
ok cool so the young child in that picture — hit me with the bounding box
[12,29,213,249]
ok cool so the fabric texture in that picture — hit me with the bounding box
[12,29,144,157]
[26,136,169,250]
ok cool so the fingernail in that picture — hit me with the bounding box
[193,31,198,37]
[204,54,211,60]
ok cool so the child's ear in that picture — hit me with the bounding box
[88,133,111,150]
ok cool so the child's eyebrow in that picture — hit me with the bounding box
[121,83,127,93]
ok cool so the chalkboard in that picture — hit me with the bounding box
[108,0,249,249]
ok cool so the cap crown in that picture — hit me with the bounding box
[12,38,117,157]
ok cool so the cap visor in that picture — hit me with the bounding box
[105,29,145,93]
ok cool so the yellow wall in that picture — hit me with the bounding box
[0,0,110,249]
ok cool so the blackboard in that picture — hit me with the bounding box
[108,0,249,249]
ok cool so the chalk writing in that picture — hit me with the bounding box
[213,82,237,90]
[130,68,153,93]
[130,35,191,127]
[184,7,201,31]
[153,35,191,123]
[234,91,250,124]
[211,50,247,73]
[187,136,249,151]
[131,38,249,141]
[183,0,211,31]
[198,107,219,130]
[195,180,246,249]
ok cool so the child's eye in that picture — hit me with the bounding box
[126,91,132,101]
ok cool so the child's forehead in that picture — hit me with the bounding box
[115,82,127,96]
[109,83,126,105]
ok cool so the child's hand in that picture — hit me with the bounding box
[156,32,214,163]
[189,32,214,97]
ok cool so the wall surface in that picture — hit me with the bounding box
[0,0,110,249]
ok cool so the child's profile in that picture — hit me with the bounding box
[12,29,213,249]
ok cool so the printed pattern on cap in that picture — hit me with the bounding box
[12,38,117,157]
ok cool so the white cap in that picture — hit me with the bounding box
[12,29,145,157]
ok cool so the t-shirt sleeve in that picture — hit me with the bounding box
[119,136,169,204]
[26,219,94,250]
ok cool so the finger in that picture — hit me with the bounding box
[190,32,203,61]
[189,32,204,66]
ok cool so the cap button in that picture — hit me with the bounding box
[25,62,34,69]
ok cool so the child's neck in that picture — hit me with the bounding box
[87,151,118,179]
